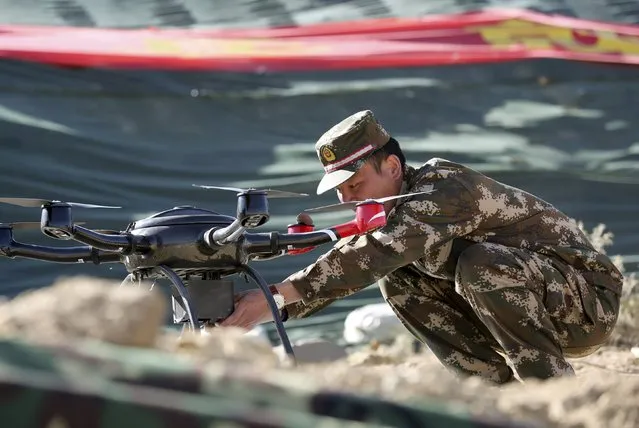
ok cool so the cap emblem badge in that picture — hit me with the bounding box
[320,146,336,162]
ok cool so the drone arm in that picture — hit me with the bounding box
[242,203,387,257]
[277,219,365,249]
[242,230,334,256]
[71,225,150,254]
[204,219,246,247]
[5,241,121,264]
[242,218,366,256]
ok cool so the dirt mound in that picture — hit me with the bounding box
[297,343,639,428]
[0,274,637,428]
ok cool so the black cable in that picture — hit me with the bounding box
[241,264,296,363]
[156,265,199,332]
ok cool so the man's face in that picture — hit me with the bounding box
[334,155,402,211]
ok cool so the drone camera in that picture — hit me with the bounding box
[40,204,74,240]
[171,278,235,324]
[237,193,269,229]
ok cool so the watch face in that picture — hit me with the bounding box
[272,294,285,310]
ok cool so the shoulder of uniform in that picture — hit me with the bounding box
[409,158,474,183]
[424,157,467,170]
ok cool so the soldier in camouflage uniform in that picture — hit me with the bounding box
[221,110,624,384]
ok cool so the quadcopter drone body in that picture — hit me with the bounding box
[0,186,428,362]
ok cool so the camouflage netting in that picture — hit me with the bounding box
[0,270,637,428]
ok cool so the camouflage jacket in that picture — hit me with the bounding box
[284,158,624,319]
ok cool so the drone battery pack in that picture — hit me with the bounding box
[171,278,234,324]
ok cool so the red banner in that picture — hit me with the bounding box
[0,9,638,71]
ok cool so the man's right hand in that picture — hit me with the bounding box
[218,281,303,330]
[218,289,273,330]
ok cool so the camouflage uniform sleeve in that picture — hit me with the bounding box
[286,173,480,308]
[284,237,373,319]
[283,296,340,320]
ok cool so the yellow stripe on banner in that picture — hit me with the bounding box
[469,19,639,54]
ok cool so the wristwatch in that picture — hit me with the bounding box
[269,285,285,310]
[269,285,289,321]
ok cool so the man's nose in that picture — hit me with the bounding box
[341,191,357,203]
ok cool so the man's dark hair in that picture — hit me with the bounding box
[368,137,406,173]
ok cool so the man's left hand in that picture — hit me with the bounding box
[218,289,273,330]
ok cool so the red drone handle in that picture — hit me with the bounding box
[355,202,387,231]
[286,223,316,255]
[286,202,387,255]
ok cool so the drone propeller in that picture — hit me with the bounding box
[192,185,309,199]
[0,221,87,230]
[0,197,121,209]
[303,191,434,214]
[0,221,42,230]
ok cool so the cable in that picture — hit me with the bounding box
[241,264,296,363]
[155,265,199,332]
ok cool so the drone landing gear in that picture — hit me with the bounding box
[121,265,296,363]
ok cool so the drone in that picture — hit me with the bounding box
[0,186,429,362]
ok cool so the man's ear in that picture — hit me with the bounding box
[384,155,402,180]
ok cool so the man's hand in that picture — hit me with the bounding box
[218,289,273,330]
[218,281,303,330]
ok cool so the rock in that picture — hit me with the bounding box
[342,302,405,345]
[0,275,166,348]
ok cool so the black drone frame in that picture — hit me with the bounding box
[0,186,426,363]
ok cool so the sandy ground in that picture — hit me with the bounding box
[164,319,639,428]
[175,333,639,428]
[263,337,637,428]
[0,275,637,428]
